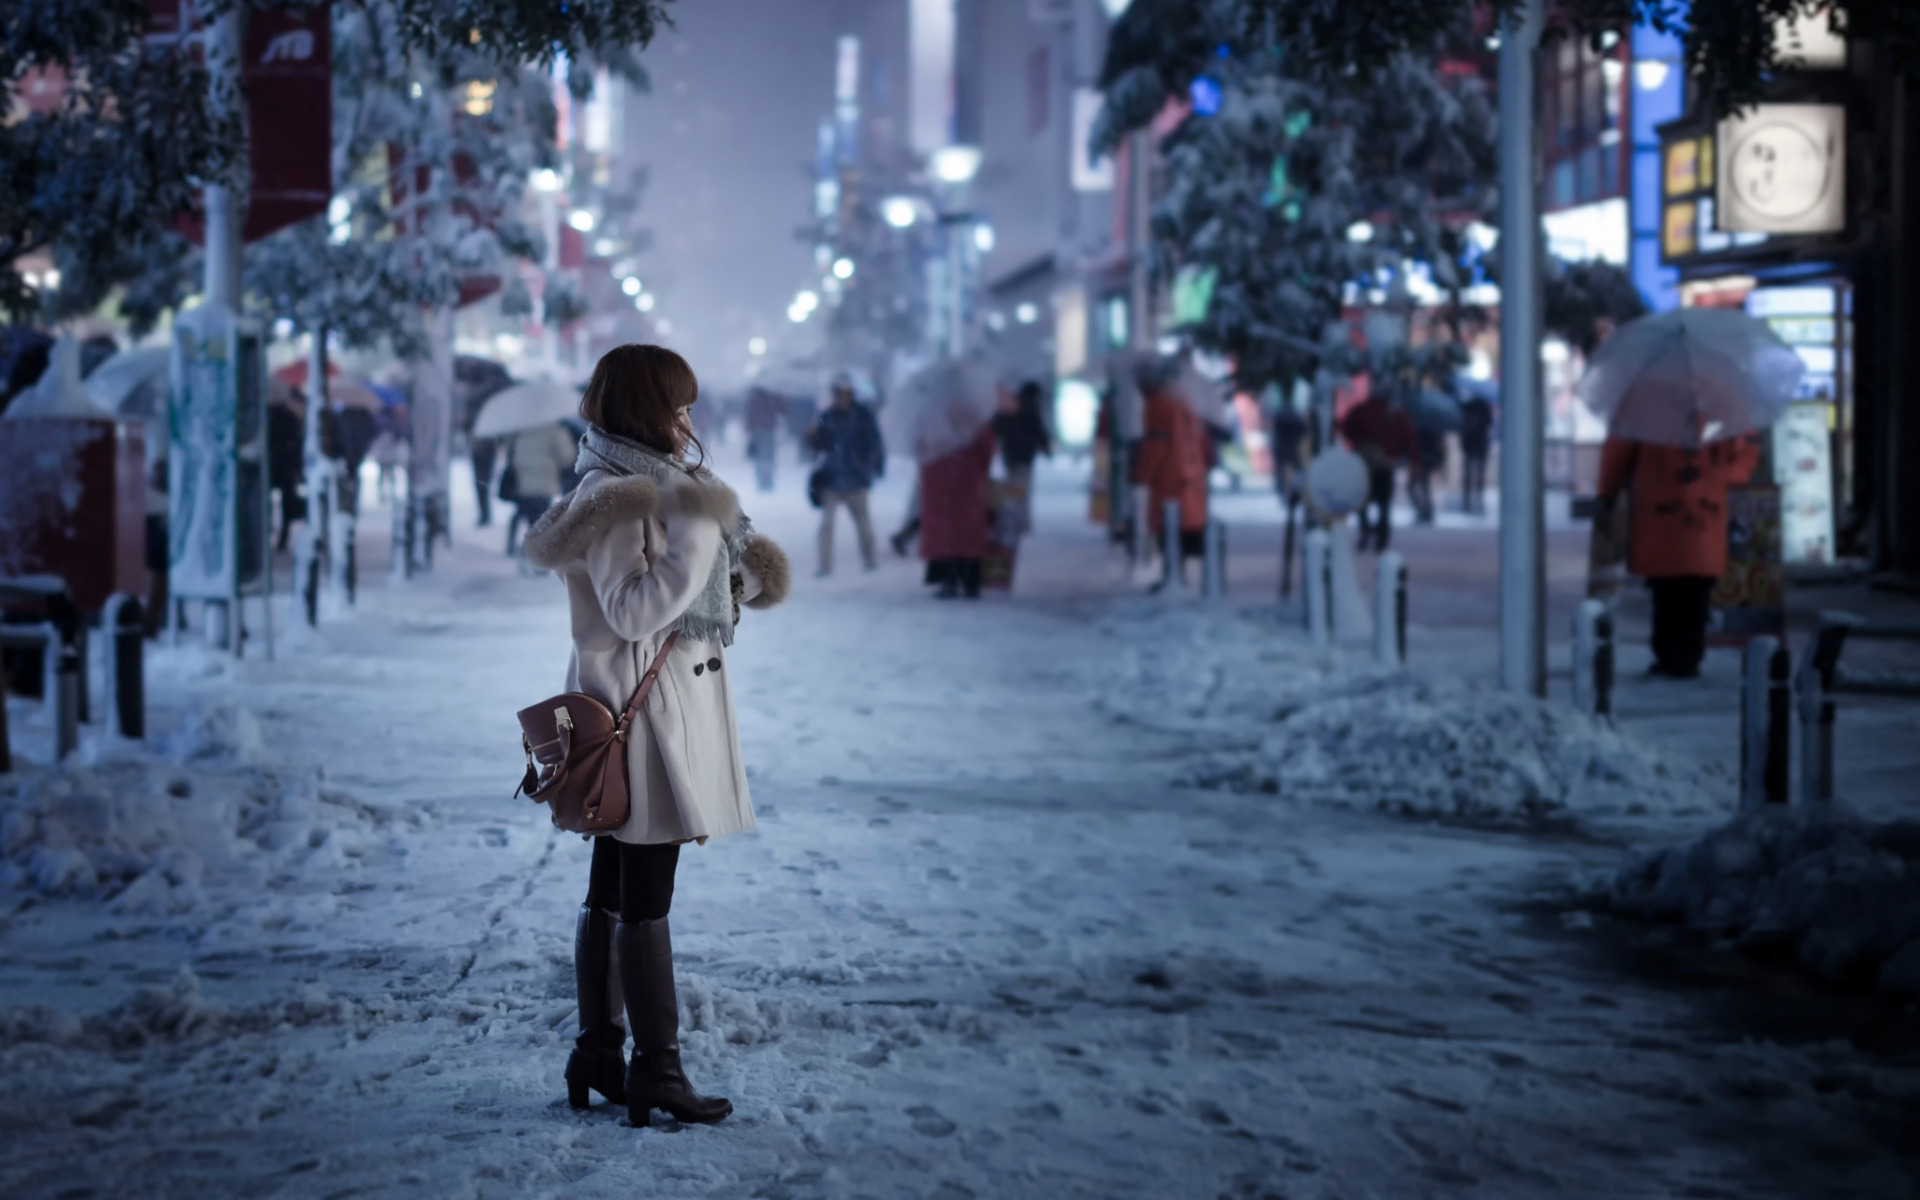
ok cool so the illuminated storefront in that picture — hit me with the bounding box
[1651,19,1920,570]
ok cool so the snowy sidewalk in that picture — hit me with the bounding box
[1,449,1914,1199]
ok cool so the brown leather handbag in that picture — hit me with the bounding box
[515,633,679,834]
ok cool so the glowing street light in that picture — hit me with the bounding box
[1345,220,1375,243]
[1015,302,1039,324]
[881,196,918,229]
[748,337,768,356]
[832,257,855,280]
[621,277,642,296]
[973,223,995,253]
[930,144,983,185]
[568,209,596,232]
[531,168,562,192]
[636,293,655,312]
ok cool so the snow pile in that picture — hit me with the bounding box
[1198,672,1717,821]
[1092,606,1721,822]
[1598,805,1920,995]
[0,703,410,916]
[0,967,370,1052]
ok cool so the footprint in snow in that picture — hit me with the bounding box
[906,1105,957,1137]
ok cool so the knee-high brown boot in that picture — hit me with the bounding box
[615,917,731,1126]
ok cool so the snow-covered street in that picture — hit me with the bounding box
[2,457,1914,1200]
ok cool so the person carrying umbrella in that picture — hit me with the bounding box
[1132,355,1216,588]
[1581,307,1804,679]
[896,358,998,599]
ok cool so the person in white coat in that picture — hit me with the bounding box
[523,344,791,1128]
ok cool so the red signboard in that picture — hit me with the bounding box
[173,8,332,245]
[241,8,332,242]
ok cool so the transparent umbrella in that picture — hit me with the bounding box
[471,379,578,439]
[1575,307,1805,447]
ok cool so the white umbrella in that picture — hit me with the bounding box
[471,378,576,438]
[887,356,999,464]
[1575,307,1805,447]
[1164,353,1231,428]
[83,347,170,415]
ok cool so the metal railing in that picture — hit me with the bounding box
[1794,611,1920,804]
[0,578,145,770]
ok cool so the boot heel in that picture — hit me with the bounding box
[568,1080,591,1109]
[630,1103,652,1128]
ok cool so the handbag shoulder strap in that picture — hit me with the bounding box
[616,630,679,740]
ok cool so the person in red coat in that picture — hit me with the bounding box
[1597,434,1760,678]
[1133,383,1212,586]
[919,422,997,599]
[1338,391,1415,552]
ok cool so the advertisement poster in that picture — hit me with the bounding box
[1773,402,1835,564]
[168,327,239,601]
[1709,485,1786,645]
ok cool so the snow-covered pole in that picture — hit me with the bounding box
[296,326,330,626]
[1740,636,1790,808]
[1304,528,1331,645]
[1375,551,1407,667]
[1497,0,1546,697]
[1162,500,1184,591]
[202,9,244,314]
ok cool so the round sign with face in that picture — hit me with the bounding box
[1305,448,1369,517]
[1728,121,1832,222]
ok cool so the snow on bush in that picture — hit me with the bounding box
[0,703,409,916]
[1091,606,1720,822]
[1597,805,1920,994]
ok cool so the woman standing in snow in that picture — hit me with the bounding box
[523,344,791,1127]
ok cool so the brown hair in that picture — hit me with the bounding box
[578,344,705,468]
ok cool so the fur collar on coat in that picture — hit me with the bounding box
[521,474,792,612]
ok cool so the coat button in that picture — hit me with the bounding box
[692,663,704,676]
[707,657,723,672]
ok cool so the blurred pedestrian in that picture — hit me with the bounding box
[992,380,1053,524]
[1597,433,1759,678]
[1339,389,1414,552]
[504,420,578,557]
[898,360,999,600]
[267,384,307,552]
[521,341,791,1129]
[1459,391,1494,515]
[1133,367,1211,588]
[744,387,783,492]
[471,437,499,527]
[807,375,885,576]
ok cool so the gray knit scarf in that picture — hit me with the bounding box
[576,425,750,648]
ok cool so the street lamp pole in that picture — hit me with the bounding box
[1497,0,1546,697]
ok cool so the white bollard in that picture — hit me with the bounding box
[1130,484,1152,567]
[1162,499,1184,591]
[1375,551,1406,666]
[1304,529,1331,645]
[1201,519,1226,602]
[1328,521,1373,645]
[1572,599,1602,714]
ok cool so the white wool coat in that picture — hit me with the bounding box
[523,467,791,844]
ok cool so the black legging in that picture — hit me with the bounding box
[584,837,680,922]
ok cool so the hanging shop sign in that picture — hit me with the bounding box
[1716,104,1846,235]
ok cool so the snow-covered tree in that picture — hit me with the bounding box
[1127,34,1496,396]
[1,1,233,321]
